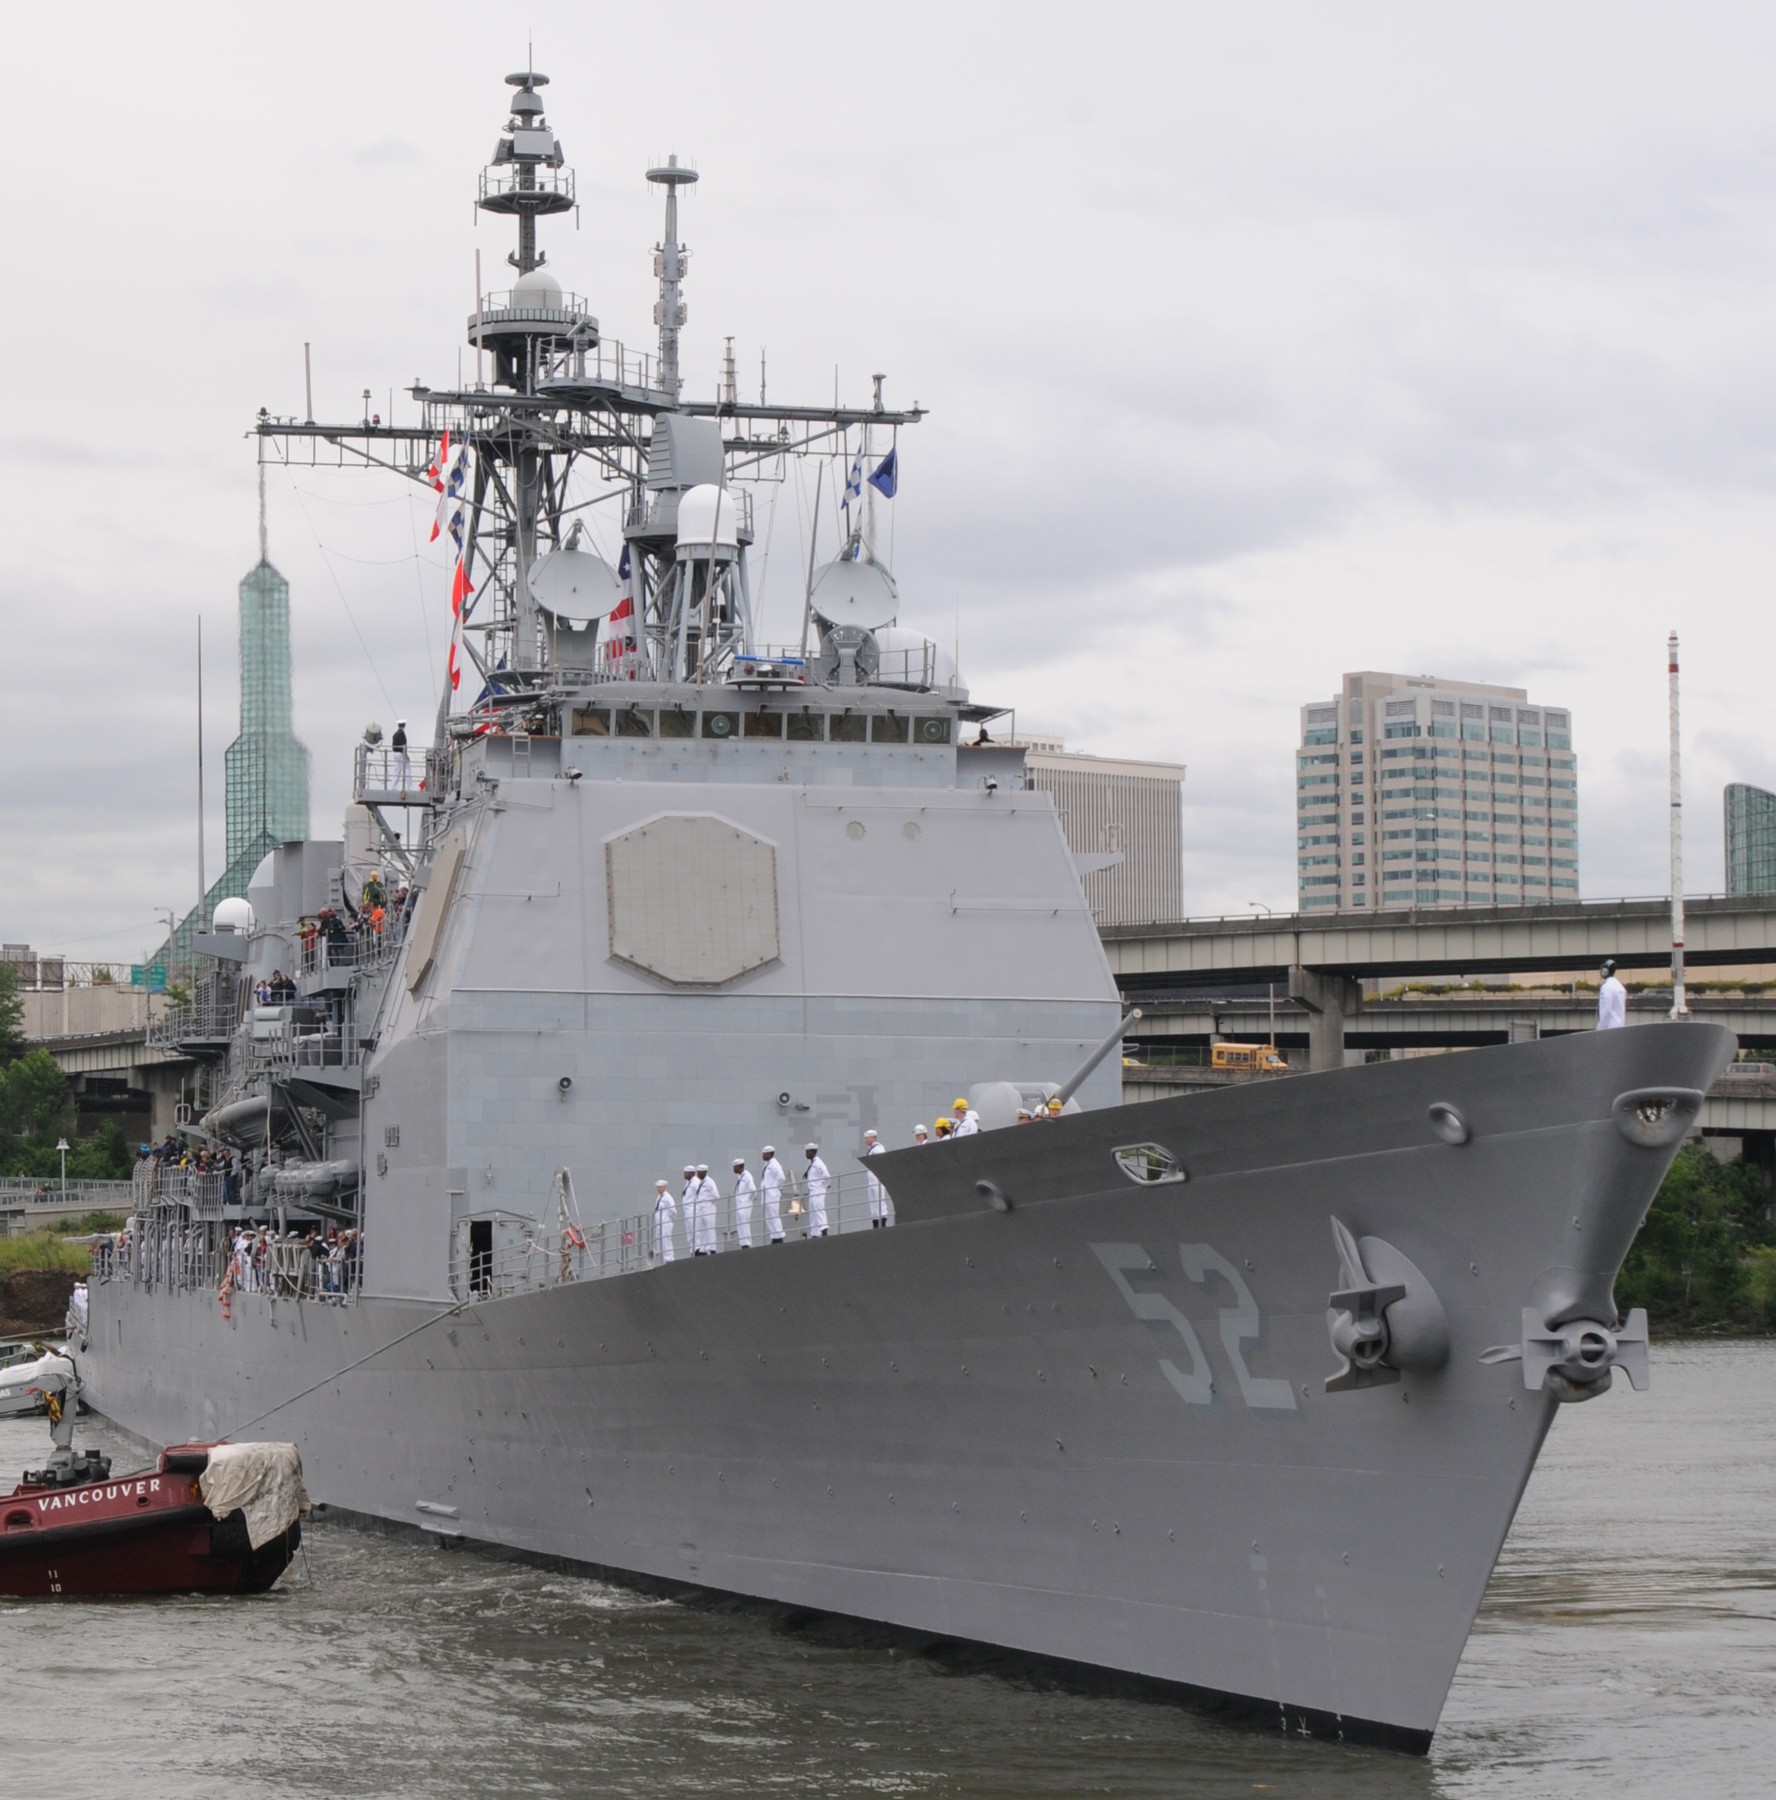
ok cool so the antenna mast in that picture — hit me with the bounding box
[1668,630,1688,1020]
[647,155,697,402]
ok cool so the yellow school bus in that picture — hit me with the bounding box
[1211,1042,1289,1075]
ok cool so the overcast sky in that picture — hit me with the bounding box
[7,1,1776,963]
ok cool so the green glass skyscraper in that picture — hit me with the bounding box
[160,551,311,970]
[223,558,311,874]
[1725,783,1776,895]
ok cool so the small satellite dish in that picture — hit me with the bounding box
[529,548,625,621]
[810,557,898,631]
[814,625,880,687]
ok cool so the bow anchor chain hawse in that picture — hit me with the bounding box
[1324,1217,1450,1392]
[1472,1085,1699,1403]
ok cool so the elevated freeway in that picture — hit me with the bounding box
[1129,991,1776,1055]
[1104,894,1776,1069]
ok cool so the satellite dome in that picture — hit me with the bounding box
[212,896,255,935]
[676,484,742,553]
[511,266,564,309]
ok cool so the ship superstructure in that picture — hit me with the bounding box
[84,71,1732,1755]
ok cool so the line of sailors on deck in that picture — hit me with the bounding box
[648,1096,1059,1262]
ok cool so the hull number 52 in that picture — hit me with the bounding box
[1091,1242,1299,1413]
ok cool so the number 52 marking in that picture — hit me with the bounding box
[1091,1242,1299,1413]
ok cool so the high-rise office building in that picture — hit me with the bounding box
[1725,783,1776,895]
[1021,743,1185,924]
[1297,672,1578,912]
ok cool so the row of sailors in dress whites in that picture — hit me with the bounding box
[652,1134,900,1262]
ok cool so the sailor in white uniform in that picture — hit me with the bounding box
[950,1097,980,1137]
[652,1179,676,1263]
[863,1128,892,1227]
[803,1143,831,1237]
[680,1165,702,1254]
[731,1158,757,1247]
[759,1147,786,1243]
[1597,958,1627,1030]
[694,1163,721,1255]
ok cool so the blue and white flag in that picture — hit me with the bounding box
[868,447,898,498]
[842,454,864,513]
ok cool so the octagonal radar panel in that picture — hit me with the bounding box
[810,556,898,631]
[529,547,625,621]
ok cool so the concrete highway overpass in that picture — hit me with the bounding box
[1104,895,1776,1068]
[33,1030,196,1142]
[1129,992,1776,1055]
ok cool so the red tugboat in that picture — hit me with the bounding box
[0,1354,306,1598]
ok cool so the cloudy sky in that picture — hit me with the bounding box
[6,1,1775,963]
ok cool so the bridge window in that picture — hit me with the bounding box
[786,712,825,741]
[701,711,740,738]
[830,714,868,742]
[615,707,653,738]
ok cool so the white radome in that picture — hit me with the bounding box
[212,896,255,934]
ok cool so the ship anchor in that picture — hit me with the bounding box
[1479,1310,1650,1403]
[1324,1217,1450,1392]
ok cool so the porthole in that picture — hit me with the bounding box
[845,821,866,841]
[1112,1143,1187,1185]
[902,821,921,841]
[916,717,952,744]
[701,712,737,739]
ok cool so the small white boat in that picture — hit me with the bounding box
[0,1344,62,1418]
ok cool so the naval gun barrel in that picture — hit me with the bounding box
[1055,1009,1141,1107]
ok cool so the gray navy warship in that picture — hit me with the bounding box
[78,70,1735,1753]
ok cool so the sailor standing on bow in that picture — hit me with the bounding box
[1597,958,1627,1030]
[863,1129,892,1228]
[759,1147,786,1243]
[731,1158,757,1248]
[694,1164,721,1255]
[652,1179,676,1263]
[802,1143,831,1237]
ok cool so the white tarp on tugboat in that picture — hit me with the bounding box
[198,1443,309,1549]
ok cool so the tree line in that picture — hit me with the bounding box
[0,966,134,1182]
[1617,1142,1776,1334]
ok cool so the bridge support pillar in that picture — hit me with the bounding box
[1289,967,1362,1072]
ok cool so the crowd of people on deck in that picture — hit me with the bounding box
[226,1223,361,1299]
[645,1097,1063,1264]
[293,874,415,976]
[139,1140,249,1208]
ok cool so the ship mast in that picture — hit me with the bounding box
[251,70,925,757]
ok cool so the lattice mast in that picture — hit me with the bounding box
[251,70,924,732]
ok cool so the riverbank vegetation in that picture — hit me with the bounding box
[0,1229,95,1275]
[1617,1145,1776,1333]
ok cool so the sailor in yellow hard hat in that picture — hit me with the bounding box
[951,1096,980,1137]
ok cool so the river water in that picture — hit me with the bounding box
[3,1340,1773,1799]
